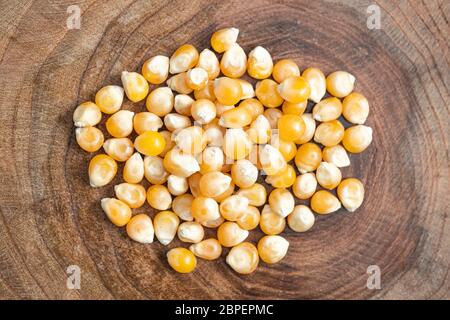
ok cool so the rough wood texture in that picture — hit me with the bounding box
[0,0,448,300]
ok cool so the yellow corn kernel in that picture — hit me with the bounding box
[255,79,284,108]
[203,119,225,147]
[189,238,222,260]
[215,102,235,117]
[237,79,255,99]
[123,152,144,184]
[236,206,260,231]
[326,71,355,98]
[167,174,189,196]
[236,183,267,207]
[278,114,306,141]
[287,205,315,232]
[294,142,322,173]
[126,214,154,244]
[133,112,163,135]
[197,48,220,80]
[199,171,232,198]
[211,27,239,53]
[194,81,216,101]
[259,205,286,235]
[145,87,174,117]
[220,43,247,78]
[310,190,341,214]
[247,115,271,144]
[198,146,224,174]
[263,108,283,129]
[211,177,235,203]
[277,76,310,103]
[272,59,300,83]
[316,161,342,190]
[188,172,202,197]
[302,67,326,103]
[153,210,179,245]
[121,71,149,102]
[142,55,169,84]
[191,196,221,223]
[167,72,193,94]
[247,46,273,79]
[88,154,117,187]
[173,126,207,154]
[73,102,102,127]
[342,92,369,124]
[159,130,174,157]
[314,120,345,147]
[174,94,194,116]
[201,216,225,228]
[103,138,134,162]
[169,44,199,74]
[219,195,249,221]
[167,247,197,273]
[144,155,169,184]
[219,105,252,128]
[185,67,208,90]
[239,98,263,121]
[190,99,217,124]
[164,113,191,132]
[282,100,307,115]
[265,164,296,189]
[292,172,317,200]
[214,77,243,106]
[312,97,342,122]
[337,178,365,212]
[268,188,295,218]
[101,198,131,227]
[259,144,287,175]
[217,221,249,247]
[172,194,194,221]
[106,110,134,138]
[134,131,166,156]
[177,221,204,243]
[114,183,146,208]
[270,134,296,162]
[146,185,172,211]
[342,125,373,153]
[226,242,259,274]
[95,85,124,114]
[231,159,258,188]
[257,235,289,264]
[322,145,350,167]
[294,113,316,144]
[75,127,104,152]
[223,128,252,160]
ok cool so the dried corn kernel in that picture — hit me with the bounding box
[322,145,350,167]
[342,92,369,124]
[302,67,326,103]
[292,173,317,200]
[197,49,220,80]
[186,67,209,90]
[211,177,235,203]
[236,183,267,207]
[88,154,117,187]
[95,85,124,114]
[198,146,224,174]
[164,113,191,132]
[106,110,134,138]
[268,188,295,218]
[265,164,296,188]
[239,98,263,121]
[215,102,235,117]
[164,147,200,178]
[75,127,104,152]
[255,79,284,108]
[167,174,189,196]
[174,126,207,154]
[123,152,144,184]
[220,44,247,78]
[226,242,259,274]
[172,194,194,221]
[103,138,134,162]
[214,77,243,106]
[316,161,342,190]
[223,128,252,160]
[219,195,249,221]
[126,214,154,244]
[263,108,283,129]
[101,198,131,227]
[167,72,193,94]
[272,59,300,83]
[259,144,287,175]
[73,102,102,127]
[114,183,146,209]
[287,205,315,232]
[217,221,249,247]
[312,97,342,122]
[314,120,345,147]
[237,79,255,99]
[194,81,216,101]
[295,142,322,173]
[191,99,217,124]
[133,112,163,135]
[282,100,307,115]
[144,155,169,184]
[134,131,166,156]
[178,221,204,243]
[257,235,289,264]
[174,94,194,116]
[189,238,222,260]
[236,206,260,231]
[146,185,172,210]
[310,190,341,214]
[146,87,174,117]
[231,159,258,188]
[142,55,169,84]
[204,121,225,147]
[259,205,286,235]
[247,115,271,144]
[277,76,310,103]
[270,134,296,162]
[247,46,273,79]
[278,114,305,141]
[326,71,355,98]
[199,171,232,198]
[169,44,199,74]
[337,178,364,212]
[188,172,202,197]
[342,125,373,153]
[200,216,225,228]
[121,71,149,102]
[211,27,239,53]
[219,105,252,128]
[294,113,316,144]
[191,196,221,223]
[154,210,179,245]
[167,247,196,273]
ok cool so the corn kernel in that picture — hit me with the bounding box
[211,27,239,53]
[220,43,247,78]
[146,185,172,210]
[215,102,235,117]
[337,178,364,212]
[292,172,317,200]
[247,46,273,79]
[204,121,225,147]
[257,235,289,264]
[239,98,263,121]
[191,196,221,223]
[122,152,144,184]
[223,128,252,160]
[342,125,373,153]
[255,79,284,108]
[217,221,249,247]
[314,120,345,147]
[302,67,326,103]
[199,171,232,198]
[281,100,307,115]
[174,94,194,116]
[326,71,355,98]
[294,113,316,144]
[121,71,149,102]
[101,198,131,227]
[126,214,154,244]
[310,190,341,214]
[268,188,295,218]
[198,146,224,174]
[247,114,271,144]
[265,164,296,188]
[177,221,204,243]
[146,87,174,117]
[214,77,243,106]
[173,126,207,154]
[201,216,225,228]
[197,48,220,80]
[95,85,124,114]
[316,161,342,190]
[231,159,258,188]
[114,183,146,209]
[237,79,255,99]
[169,44,199,74]
[295,142,322,173]
[263,108,283,129]
[158,130,174,157]
[164,113,191,132]
[312,97,343,122]
[226,242,259,274]
[88,154,118,187]
[278,114,305,141]
[219,105,252,128]
[287,205,315,232]
[270,134,296,162]
[259,205,286,235]
[172,194,194,221]
[190,99,217,124]
[142,55,169,84]
[167,174,189,196]
[188,172,202,197]
[219,195,249,221]
[211,177,235,203]
[342,92,369,124]
[194,81,216,101]
[272,59,300,83]
[186,67,209,90]
[167,247,196,273]
[236,183,267,207]
[133,112,163,135]
[73,102,102,127]
[163,147,200,177]
[106,110,134,138]
[103,137,134,162]
[189,238,222,260]
[236,206,260,231]
[167,72,193,94]
[75,127,104,152]
[322,145,350,167]
[134,131,166,156]
[154,210,179,245]
[277,76,310,103]
[259,144,287,175]
[143,155,169,184]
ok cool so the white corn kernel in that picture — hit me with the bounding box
[226,242,259,274]
[163,147,200,178]
[73,102,102,127]
[177,222,204,243]
[287,205,315,232]
[197,48,220,79]
[316,162,342,190]
[174,94,194,116]
[103,138,134,162]
[143,155,169,184]
[259,144,287,175]
[172,194,194,221]
[231,159,258,188]
[268,188,295,218]
[167,175,189,196]
[322,145,350,167]
[164,113,191,132]
[292,173,317,200]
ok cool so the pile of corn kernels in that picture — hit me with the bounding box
[73,27,372,274]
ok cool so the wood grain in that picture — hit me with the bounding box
[0,0,448,299]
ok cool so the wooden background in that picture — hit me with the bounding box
[0,0,448,299]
